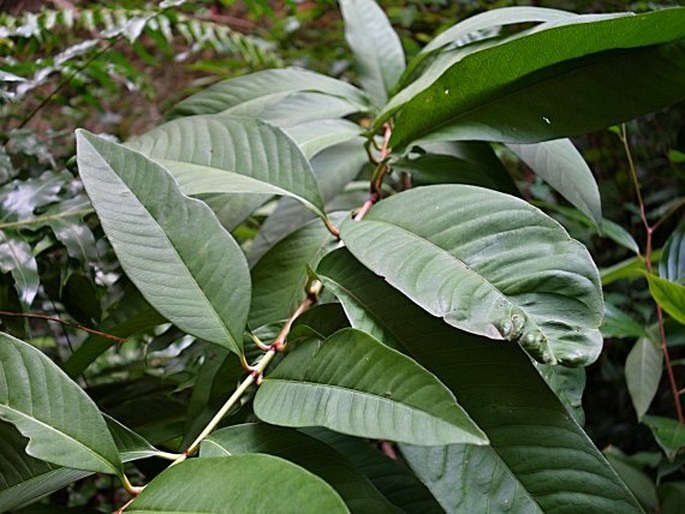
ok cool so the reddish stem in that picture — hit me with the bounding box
[0,310,127,343]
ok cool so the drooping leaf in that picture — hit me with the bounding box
[507,139,602,229]
[643,416,685,461]
[254,328,488,446]
[201,423,397,513]
[170,68,371,117]
[125,456,350,513]
[0,421,91,513]
[316,249,642,511]
[45,217,98,263]
[606,453,660,513]
[601,254,653,286]
[303,427,442,513]
[660,222,685,283]
[127,114,326,219]
[0,332,122,475]
[250,217,338,328]
[105,415,165,462]
[0,231,39,310]
[340,184,603,366]
[645,273,685,325]
[340,0,405,106]
[388,9,685,149]
[625,337,663,420]
[76,130,250,356]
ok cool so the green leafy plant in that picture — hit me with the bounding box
[2,1,685,512]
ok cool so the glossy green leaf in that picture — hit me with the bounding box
[507,139,602,229]
[601,254,652,286]
[250,217,338,328]
[643,416,685,461]
[660,222,685,283]
[0,332,122,475]
[0,421,90,513]
[170,68,371,117]
[303,427,442,513]
[76,130,250,356]
[0,171,66,223]
[128,114,326,219]
[254,328,488,446]
[625,337,663,420]
[105,415,164,462]
[340,0,405,106]
[340,185,603,366]
[126,456,350,513]
[645,273,685,325]
[0,231,38,309]
[389,9,685,149]
[201,424,396,513]
[316,249,641,511]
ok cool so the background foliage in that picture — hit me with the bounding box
[0,0,684,512]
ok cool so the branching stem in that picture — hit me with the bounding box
[620,124,683,423]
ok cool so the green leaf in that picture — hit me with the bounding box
[0,332,122,475]
[303,427,442,513]
[340,0,405,106]
[201,423,397,513]
[507,139,602,229]
[389,9,685,149]
[45,216,98,263]
[602,303,647,339]
[286,119,361,159]
[247,140,367,266]
[105,415,165,462]
[392,153,515,194]
[0,231,38,310]
[400,444,541,513]
[76,130,251,356]
[228,91,363,126]
[170,68,371,117]
[422,6,576,55]
[254,328,488,446]
[660,222,685,283]
[126,456,350,513]
[601,254,652,286]
[316,249,642,512]
[0,421,91,513]
[645,273,685,325]
[128,114,326,219]
[250,217,338,328]
[606,453,659,513]
[395,7,577,103]
[643,415,685,461]
[625,337,663,420]
[340,185,603,366]
[659,481,685,513]
[536,363,586,424]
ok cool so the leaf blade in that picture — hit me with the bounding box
[76,130,251,356]
[254,328,488,446]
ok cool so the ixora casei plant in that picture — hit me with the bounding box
[2,1,685,512]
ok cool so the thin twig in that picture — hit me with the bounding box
[0,311,127,343]
[620,124,683,423]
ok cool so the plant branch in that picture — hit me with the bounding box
[0,310,127,343]
[620,124,683,423]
